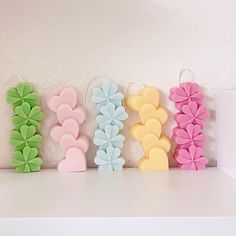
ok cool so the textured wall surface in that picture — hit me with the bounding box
[1,0,236,168]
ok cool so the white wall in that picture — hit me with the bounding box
[0,0,235,168]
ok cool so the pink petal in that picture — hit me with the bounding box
[194,160,207,170]
[195,156,208,165]
[186,124,195,138]
[187,101,198,116]
[173,87,187,97]
[177,149,192,164]
[180,162,197,170]
[175,134,190,146]
[181,82,193,97]
[191,124,202,137]
[196,106,209,121]
[191,92,203,103]
[175,114,194,128]
[194,118,204,128]
[189,145,197,159]
[193,134,205,147]
[190,146,203,159]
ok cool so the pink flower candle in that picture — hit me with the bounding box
[170,82,209,170]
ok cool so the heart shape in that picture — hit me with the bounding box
[139,104,168,125]
[50,119,79,142]
[126,87,160,112]
[59,134,90,153]
[130,118,162,141]
[57,104,86,125]
[57,147,87,172]
[47,87,77,112]
[138,147,169,171]
[141,134,171,157]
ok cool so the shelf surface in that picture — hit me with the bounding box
[1,167,236,218]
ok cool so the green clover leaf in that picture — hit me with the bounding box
[12,102,44,130]
[12,146,42,173]
[10,125,42,151]
[7,82,40,109]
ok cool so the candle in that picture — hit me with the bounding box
[47,87,89,172]
[170,82,208,170]
[126,86,170,171]
[92,82,128,172]
[7,82,43,173]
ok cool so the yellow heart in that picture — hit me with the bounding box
[139,104,168,125]
[126,87,160,112]
[141,134,171,157]
[130,118,162,141]
[138,147,169,172]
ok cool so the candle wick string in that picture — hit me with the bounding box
[123,80,146,99]
[3,73,24,85]
[178,68,196,85]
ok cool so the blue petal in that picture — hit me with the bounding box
[95,157,107,165]
[114,106,128,121]
[98,164,113,172]
[104,125,119,139]
[111,134,125,148]
[92,88,106,104]
[112,159,125,171]
[106,146,121,160]
[111,120,124,129]
[96,115,112,130]
[103,83,118,97]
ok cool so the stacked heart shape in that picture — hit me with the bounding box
[92,82,128,172]
[47,87,89,172]
[126,87,170,171]
[170,82,209,170]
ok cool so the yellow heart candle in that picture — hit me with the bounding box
[126,87,160,111]
[126,86,170,171]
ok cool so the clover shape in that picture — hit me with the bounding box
[10,125,42,151]
[12,102,44,130]
[94,124,125,150]
[176,145,208,170]
[175,101,209,128]
[94,146,125,172]
[92,83,124,108]
[12,146,42,173]
[170,82,203,110]
[173,124,205,149]
[7,82,40,109]
[96,102,128,130]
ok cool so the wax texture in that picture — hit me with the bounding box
[47,87,89,172]
[170,82,209,170]
[126,87,170,172]
[7,82,43,173]
[92,82,127,172]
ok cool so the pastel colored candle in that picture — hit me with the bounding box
[126,86,170,172]
[92,82,128,172]
[47,87,89,172]
[169,82,208,170]
[7,82,43,173]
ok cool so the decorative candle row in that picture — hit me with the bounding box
[126,87,170,171]
[47,87,90,172]
[6,81,209,173]
[170,82,209,170]
[92,83,128,172]
[7,82,43,173]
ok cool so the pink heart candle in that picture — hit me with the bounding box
[47,87,90,172]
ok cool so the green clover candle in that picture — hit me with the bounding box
[7,82,44,173]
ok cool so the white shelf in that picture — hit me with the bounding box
[1,167,236,218]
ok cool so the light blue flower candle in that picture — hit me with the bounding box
[92,82,128,172]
